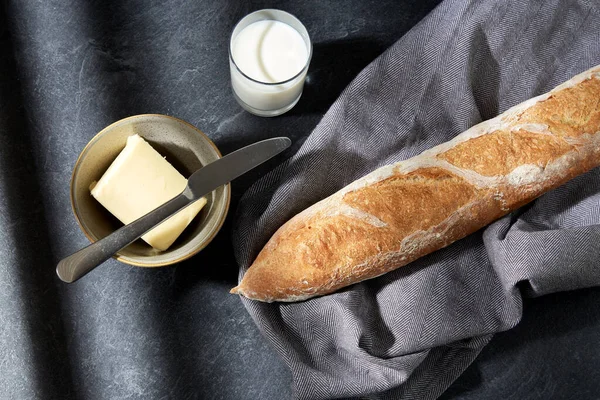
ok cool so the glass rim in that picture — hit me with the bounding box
[229,9,313,86]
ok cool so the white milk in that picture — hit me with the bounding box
[230,18,310,115]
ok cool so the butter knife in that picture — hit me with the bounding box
[57,136,291,283]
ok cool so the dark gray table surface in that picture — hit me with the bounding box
[1,1,599,399]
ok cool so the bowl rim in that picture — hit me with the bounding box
[70,113,231,267]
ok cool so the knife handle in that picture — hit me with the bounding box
[56,192,192,283]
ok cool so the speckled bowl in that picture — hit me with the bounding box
[71,114,230,267]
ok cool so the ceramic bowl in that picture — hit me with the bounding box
[71,114,230,267]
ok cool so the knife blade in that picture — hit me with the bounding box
[56,136,291,283]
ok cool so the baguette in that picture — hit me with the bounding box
[232,65,600,302]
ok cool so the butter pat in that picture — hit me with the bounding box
[91,134,206,251]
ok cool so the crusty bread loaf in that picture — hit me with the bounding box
[231,65,600,302]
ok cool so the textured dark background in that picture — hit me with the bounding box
[0,0,598,399]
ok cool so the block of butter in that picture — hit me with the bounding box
[90,134,207,251]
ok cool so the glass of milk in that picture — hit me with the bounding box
[229,9,312,117]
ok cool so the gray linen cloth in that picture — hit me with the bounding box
[232,0,600,398]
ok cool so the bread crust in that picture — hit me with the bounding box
[232,65,600,302]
